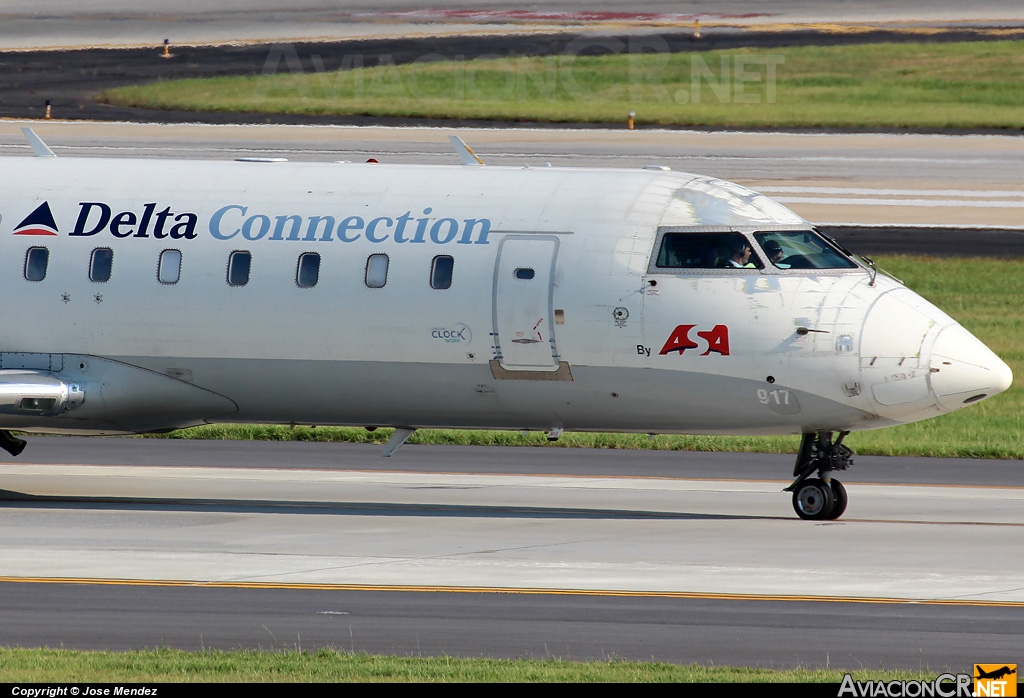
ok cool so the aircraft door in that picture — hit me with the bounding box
[492,236,560,371]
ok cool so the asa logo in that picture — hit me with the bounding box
[974,665,1017,697]
[659,324,730,356]
[12,202,59,236]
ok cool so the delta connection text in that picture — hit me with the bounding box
[838,673,973,698]
[65,202,494,245]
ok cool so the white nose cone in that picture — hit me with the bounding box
[930,324,1013,411]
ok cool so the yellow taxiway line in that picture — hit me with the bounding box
[2,576,1023,608]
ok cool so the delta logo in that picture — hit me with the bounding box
[9,201,198,240]
[12,202,59,236]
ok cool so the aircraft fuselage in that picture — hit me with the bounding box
[0,156,1011,440]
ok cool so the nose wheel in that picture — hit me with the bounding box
[785,432,852,520]
[792,478,834,519]
[791,477,848,520]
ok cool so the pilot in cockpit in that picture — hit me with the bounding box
[763,239,790,268]
[727,241,756,268]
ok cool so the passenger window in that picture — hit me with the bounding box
[89,248,113,282]
[227,251,251,286]
[158,249,182,284]
[430,255,454,289]
[24,247,49,281]
[365,254,388,288]
[296,252,320,288]
[514,268,535,280]
[655,233,763,270]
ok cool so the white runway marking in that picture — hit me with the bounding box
[760,186,1024,198]
[774,197,1024,208]
[2,465,1023,603]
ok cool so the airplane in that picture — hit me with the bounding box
[975,666,1017,681]
[0,129,1012,521]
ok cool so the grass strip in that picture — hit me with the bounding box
[0,647,950,682]
[99,41,1024,129]
[143,255,1022,460]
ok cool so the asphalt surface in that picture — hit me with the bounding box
[6,1,1024,52]
[821,226,1024,259]
[2,582,1020,668]
[3,439,1024,669]
[6,437,1024,487]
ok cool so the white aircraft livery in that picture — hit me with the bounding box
[0,130,1013,520]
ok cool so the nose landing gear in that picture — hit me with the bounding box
[785,431,852,520]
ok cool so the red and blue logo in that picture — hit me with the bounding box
[13,202,59,236]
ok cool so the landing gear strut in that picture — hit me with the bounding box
[785,431,852,520]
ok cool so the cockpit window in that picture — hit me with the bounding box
[754,231,857,269]
[656,232,764,270]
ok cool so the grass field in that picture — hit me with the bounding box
[0,647,951,682]
[99,41,1024,129]
[149,255,1023,460]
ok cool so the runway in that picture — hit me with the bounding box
[2,438,1023,667]
[3,1,1023,51]
[3,583,1022,667]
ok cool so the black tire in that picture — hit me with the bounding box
[825,479,848,520]
[792,478,836,520]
